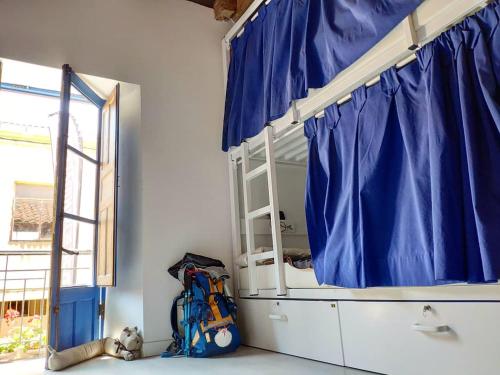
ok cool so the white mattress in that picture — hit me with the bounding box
[239,263,332,289]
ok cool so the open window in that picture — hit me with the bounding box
[49,64,120,351]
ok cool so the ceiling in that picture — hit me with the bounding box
[186,0,214,8]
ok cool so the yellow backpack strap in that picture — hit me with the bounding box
[191,330,200,347]
[217,279,223,294]
[208,278,223,321]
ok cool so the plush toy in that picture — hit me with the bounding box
[47,327,143,371]
[108,326,143,361]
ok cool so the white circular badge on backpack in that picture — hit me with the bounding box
[214,328,232,348]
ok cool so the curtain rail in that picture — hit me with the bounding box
[224,0,267,44]
[227,0,491,161]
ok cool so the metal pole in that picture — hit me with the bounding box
[40,269,48,354]
[19,279,27,349]
[227,154,242,295]
[0,255,9,324]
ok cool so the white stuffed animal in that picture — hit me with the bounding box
[106,326,143,361]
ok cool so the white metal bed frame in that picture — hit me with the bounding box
[223,0,493,297]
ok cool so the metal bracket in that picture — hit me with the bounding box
[403,15,419,50]
[98,303,105,317]
[423,304,432,317]
[62,248,79,256]
[291,101,300,125]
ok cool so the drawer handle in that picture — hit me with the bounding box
[268,314,287,321]
[411,323,450,333]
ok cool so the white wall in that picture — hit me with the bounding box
[237,161,310,250]
[104,82,145,339]
[0,0,231,355]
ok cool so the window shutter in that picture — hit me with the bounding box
[96,84,119,287]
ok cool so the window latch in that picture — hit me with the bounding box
[61,248,79,256]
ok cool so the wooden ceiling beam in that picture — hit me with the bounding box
[185,0,215,8]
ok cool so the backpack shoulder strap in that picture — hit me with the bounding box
[170,294,184,341]
[161,293,185,358]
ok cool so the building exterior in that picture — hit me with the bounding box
[0,117,54,359]
[0,88,96,360]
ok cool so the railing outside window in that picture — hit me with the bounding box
[0,251,89,362]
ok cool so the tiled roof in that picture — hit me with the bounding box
[13,198,53,225]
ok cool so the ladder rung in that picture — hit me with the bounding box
[247,205,271,220]
[245,163,267,181]
[249,250,275,262]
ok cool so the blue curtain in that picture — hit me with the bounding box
[222,0,423,151]
[305,2,500,288]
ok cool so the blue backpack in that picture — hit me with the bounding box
[162,266,241,358]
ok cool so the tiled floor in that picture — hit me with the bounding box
[1,346,374,375]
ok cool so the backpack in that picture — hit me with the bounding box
[162,264,241,358]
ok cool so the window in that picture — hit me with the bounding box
[11,183,54,242]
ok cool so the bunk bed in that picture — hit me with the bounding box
[222,1,500,374]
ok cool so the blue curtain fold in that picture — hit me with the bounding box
[222,0,423,151]
[305,2,500,288]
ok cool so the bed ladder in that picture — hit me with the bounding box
[242,126,286,296]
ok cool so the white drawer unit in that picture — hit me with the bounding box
[237,298,344,365]
[339,301,500,375]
